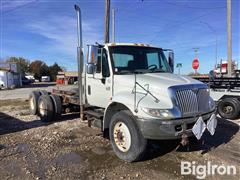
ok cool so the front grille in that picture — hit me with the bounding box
[197,89,210,112]
[175,88,209,116]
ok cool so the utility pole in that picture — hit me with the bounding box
[104,0,110,43]
[112,8,115,42]
[193,48,199,58]
[227,0,232,77]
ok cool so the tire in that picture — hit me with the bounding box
[38,95,55,122]
[39,90,48,95]
[29,91,41,115]
[109,110,147,162]
[50,94,62,118]
[217,98,240,120]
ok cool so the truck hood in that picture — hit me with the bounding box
[136,73,200,86]
[113,73,203,109]
[114,73,202,91]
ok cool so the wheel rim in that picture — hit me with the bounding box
[223,105,234,114]
[39,101,46,116]
[29,97,34,110]
[113,121,131,152]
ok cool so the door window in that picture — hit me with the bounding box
[96,48,110,77]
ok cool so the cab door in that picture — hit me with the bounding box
[86,47,112,108]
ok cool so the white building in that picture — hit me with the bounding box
[0,63,22,89]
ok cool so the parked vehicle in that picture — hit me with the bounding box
[25,75,35,83]
[0,70,15,88]
[0,79,4,89]
[29,5,217,162]
[41,76,50,82]
[22,76,32,85]
[193,72,240,120]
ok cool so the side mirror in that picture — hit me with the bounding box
[168,51,174,72]
[87,45,98,64]
[87,64,96,74]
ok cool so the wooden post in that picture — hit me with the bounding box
[112,8,115,42]
[227,0,232,77]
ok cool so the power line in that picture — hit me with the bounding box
[2,0,39,15]
[163,1,226,10]
[149,11,213,43]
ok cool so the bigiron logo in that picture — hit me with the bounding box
[181,161,238,179]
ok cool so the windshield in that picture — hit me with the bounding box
[109,46,171,74]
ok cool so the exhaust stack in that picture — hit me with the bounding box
[74,5,84,120]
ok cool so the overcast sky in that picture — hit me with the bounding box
[0,0,239,74]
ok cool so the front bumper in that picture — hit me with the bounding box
[136,111,215,140]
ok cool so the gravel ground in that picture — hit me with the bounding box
[0,99,239,180]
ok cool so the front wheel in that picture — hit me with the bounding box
[109,110,147,162]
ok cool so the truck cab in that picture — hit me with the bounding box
[86,43,176,108]
[84,43,216,161]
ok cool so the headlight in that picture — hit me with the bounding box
[141,108,175,119]
[209,97,215,110]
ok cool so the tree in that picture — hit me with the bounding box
[29,61,63,81]
[48,62,63,81]
[29,60,48,81]
[6,57,30,74]
[40,63,50,76]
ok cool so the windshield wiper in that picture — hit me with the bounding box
[133,69,150,74]
[117,69,165,74]
[117,69,148,74]
[115,70,132,74]
[149,69,166,73]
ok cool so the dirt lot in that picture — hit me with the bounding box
[0,98,239,179]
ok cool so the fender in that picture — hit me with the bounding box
[103,90,173,130]
[103,91,135,131]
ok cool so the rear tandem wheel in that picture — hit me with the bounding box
[38,94,55,122]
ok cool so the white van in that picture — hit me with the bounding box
[41,76,50,82]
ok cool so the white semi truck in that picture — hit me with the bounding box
[29,5,217,162]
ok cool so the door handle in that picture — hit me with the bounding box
[88,85,91,95]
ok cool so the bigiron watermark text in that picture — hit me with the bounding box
[181,161,237,179]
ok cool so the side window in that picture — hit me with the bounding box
[146,52,160,68]
[96,49,102,73]
[96,48,110,77]
[102,50,110,77]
